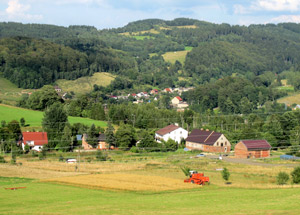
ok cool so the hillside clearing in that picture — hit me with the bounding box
[0,104,107,128]
[163,50,190,65]
[56,72,115,95]
[0,74,34,105]
[120,29,160,36]
[277,93,300,105]
[174,25,198,29]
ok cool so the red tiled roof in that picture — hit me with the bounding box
[132,93,137,96]
[22,132,48,146]
[165,88,172,92]
[156,125,180,136]
[186,129,222,145]
[176,96,182,101]
[241,140,271,150]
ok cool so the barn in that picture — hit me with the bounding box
[234,140,271,158]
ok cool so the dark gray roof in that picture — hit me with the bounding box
[186,129,223,145]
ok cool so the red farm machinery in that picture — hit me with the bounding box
[184,171,209,185]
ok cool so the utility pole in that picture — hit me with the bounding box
[76,146,81,172]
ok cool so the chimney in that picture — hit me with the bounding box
[175,123,179,126]
[206,129,209,131]
[200,128,204,131]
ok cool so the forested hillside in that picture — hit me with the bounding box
[3,19,300,150]
[1,19,300,90]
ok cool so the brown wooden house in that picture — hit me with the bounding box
[234,140,271,158]
[185,129,231,153]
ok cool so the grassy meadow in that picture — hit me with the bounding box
[174,25,198,29]
[1,179,300,215]
[0,73,35,105]
[163,50,190,65]
[0,104,107,128]
[277,93,300,106]
[56,72,115,95]
[1,150,300,214]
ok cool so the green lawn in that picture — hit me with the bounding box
[0,104,107,128]
[185,46,193,51]
[0,177,300,215]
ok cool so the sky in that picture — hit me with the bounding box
[0,0,300,29]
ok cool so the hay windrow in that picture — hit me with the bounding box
[43,174,198,191]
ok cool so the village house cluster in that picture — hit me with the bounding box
[21,124,272,159]
[109,87,194,111]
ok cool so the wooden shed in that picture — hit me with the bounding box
[234,140,271,158]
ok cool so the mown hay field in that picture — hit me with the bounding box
[1,151,300,189]
[44,173,197,191]
[56,72,115,95]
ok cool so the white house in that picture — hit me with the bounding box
[155,124,188,144]
[22,132,48,152]
[171,96,183,106]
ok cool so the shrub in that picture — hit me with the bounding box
[276,172,289,185]
[59,155,64,162]
[31,150,38,157]
[39,152,45,160]
[85,157,92,163]
[10,154,16,164]
[291,166,300,184]
[96,150,107,161]
[0,155,6,163]
[180,166,191,177]
[24,144,30,154]
[130,146,139,153]
[222,168,230,182]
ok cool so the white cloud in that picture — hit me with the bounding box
[234,4,251,14]
[272,14,300,22]
[6,0,30,15]
[255,0,300,12]
[2,0,42,21]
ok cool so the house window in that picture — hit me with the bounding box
[217,142,219,146]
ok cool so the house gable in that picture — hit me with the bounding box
[186,129,230,152]
[155,125,188,143]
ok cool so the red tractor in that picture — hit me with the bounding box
[184,170,209,185]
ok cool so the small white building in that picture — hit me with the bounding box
[171,96,183,106]
[155,124,188,144]
[22,132,48,152]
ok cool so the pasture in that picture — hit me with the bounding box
[163,50,190,65]
[56,72,115,95]
[1,150,300,214]
[0,104,107,128]
[0,74,34,105]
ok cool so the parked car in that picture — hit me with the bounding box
[66,158,77,163]
[196,154,206,157]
